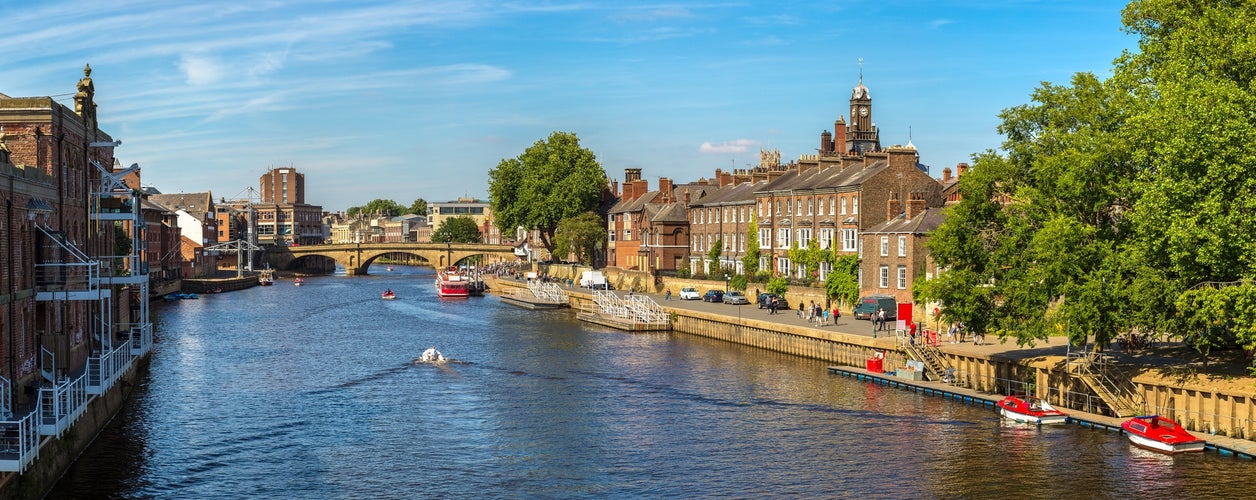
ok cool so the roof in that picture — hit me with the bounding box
[607,190,660,214]
[649,201,689,223]
[688,180,763,206]
[862,207,947,235]
[148,192,213,220]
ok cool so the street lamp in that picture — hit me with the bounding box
[724,273,729,292]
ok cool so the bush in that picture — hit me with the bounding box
[766,276,789,296]
[730,275,749,291]
[677,268,691,279]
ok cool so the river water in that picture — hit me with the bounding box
[51,266,1252,498]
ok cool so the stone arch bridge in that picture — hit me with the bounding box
[269,242,517,275]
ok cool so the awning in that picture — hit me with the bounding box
[26,198,54,213]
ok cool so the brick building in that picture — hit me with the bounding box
[254,167,324,246]
[859,194,945,306]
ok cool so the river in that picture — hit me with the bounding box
[51,265,1253,498]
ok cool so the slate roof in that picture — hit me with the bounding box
[148,192,214,221]
[861,207,946,235]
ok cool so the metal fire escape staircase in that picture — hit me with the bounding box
[1067,351,1144,417]
[0,161,153,473]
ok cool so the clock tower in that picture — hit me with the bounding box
[847,72,879,155]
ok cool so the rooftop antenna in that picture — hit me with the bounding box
[858,58,863,84]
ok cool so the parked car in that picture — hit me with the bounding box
[853,295,897,321]
[702,290,725,302]
[756,293,788,310]
[722,291,750,305]
[678,287,701,300]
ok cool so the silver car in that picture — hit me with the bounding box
[722,291,750,305]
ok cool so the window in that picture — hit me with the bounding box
[760,228,771,248]
[879,265,890,288]
[798,228,812,247]
[841,229,857,251]
[819,228,834,249]
[819,261,832,282]
[807,199,813,215]
[759,202,764,218]
[624,228,631,240]
[880,236,889,256]
[608,230,616,242]
[841,198,847,215]
[779,258,792,276]
[852,196,859,214]
[898,236,907,257]
[898,265,908,289]
[796,199,802,216]
[778,228,791,248]
[787,199,793,214]
[775,200,782,215]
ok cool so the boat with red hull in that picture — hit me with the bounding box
[1122,415,1205,454]
[997,395,1069,425]
[435,268,470,298]
[381,289,396,300]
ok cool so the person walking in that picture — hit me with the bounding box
[798,302,804,319]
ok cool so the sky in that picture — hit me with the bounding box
[0,1,1135,212]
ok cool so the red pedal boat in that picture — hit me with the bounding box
[1121,415,1205,454]
[997,395,1069,425]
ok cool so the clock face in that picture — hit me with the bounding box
[859,106,868,117]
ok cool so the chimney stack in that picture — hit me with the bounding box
[719,171,733,187]
[957,162,969,176]
[683,188,691,204]
[942,167,952,183]
[659,177,673,203]
[633,179,648,200]
[820,130,833,154]
[906,192,927,219]
[835,116,848,154]
[887,192,903,220]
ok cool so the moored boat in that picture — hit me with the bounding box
[997,395,1069,425]
[1122,415,1205,454]
[435,267,470,298]
[294,277,304,286]
[381,289,396,300]
[258,269,275,286]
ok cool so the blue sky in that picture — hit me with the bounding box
[0,1,1133,212]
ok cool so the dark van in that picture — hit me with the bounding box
[853,295,897,321]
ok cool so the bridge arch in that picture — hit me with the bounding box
[269,242,517,275]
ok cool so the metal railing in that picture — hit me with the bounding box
[1067,351,1145,417]
[38,374,88,438]
[0,411,41,473]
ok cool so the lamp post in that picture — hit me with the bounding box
[724,273,729,292]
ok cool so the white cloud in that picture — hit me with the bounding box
[178,54,225,86]
[699,139,759,154]
[931,19,954,28]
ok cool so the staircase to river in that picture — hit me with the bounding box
[1067,351,1144,417]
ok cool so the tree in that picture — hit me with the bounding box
[409,198,428,216]
[487,131,607,253]
[348,199,405,218]
[825,254,860,310]
[787,239,826,282]
[742,214,760,274]
[552,211,607,265]
[707,238,723,274]
[431,216,482,243]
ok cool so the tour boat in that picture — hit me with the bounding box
[294,277,304,286]
[997,395,1069,425]
[435,267,470,298]
[381,290,396,300]
[1121,415,1206,454]
[258,269,275,286]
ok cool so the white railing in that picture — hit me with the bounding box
[38,374,89,438]
[593,290,630,318]
[87,342,133,396]
[0,411,41,473]
[624,295,668,324]
[527,281,568,303]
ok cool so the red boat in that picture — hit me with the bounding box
[435,268,470,298]
[1122,415,1205,454]
[381,289,396,300]
[997,395,1069,425]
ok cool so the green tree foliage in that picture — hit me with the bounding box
[113,222,131,256]
[766,276,789,297]
[487,131,607,253]
[707,238,723,272]
[825,254,861,310]
[919,1,1256,365]
[348,199,405,218]
[552,211,607,265]
[787,239,827,281]
[409,198,428,216]
[431,216,482,244]
[730,274,748,292]
[741,214,760,274]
